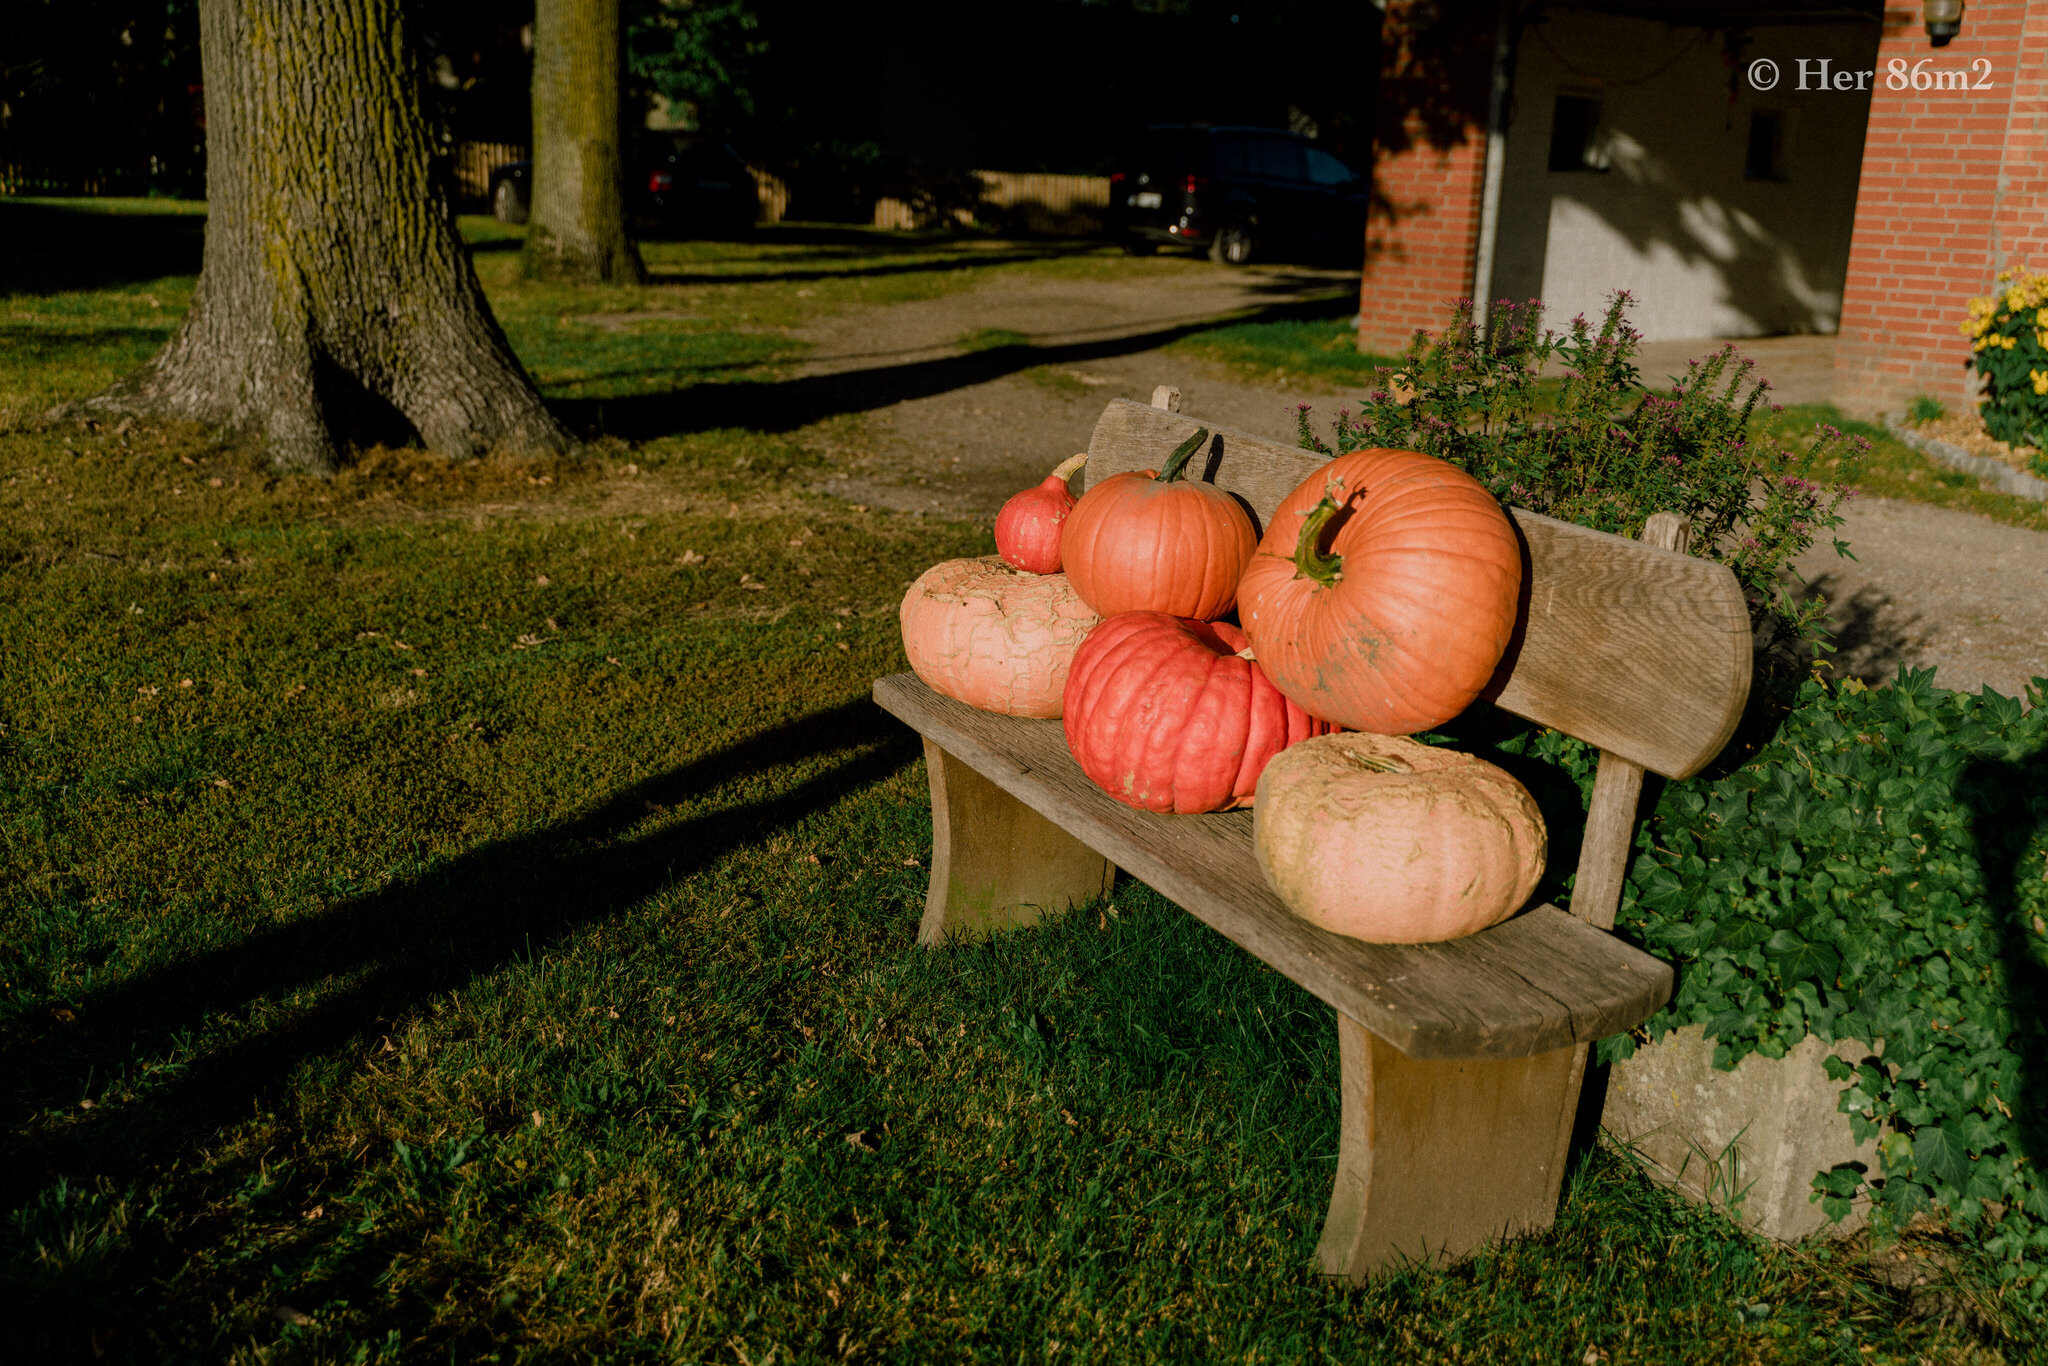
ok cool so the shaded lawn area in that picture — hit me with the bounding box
[0,200,2029,1363]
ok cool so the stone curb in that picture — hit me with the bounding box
[1882,413,2048,502]
[1602,1024,1881,1242]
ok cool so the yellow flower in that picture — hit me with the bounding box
[2005,335,2020,349]
[2032,368,2048,397]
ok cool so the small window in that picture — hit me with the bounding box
[1304,147,1358,187]
[1547,95,1605,173]
[1254,137,1307,182]
[1209,135,1252,176]
[1744,110,1788,180]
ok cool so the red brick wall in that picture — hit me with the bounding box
[1833,1,2048,416]
[1357,2,1498,357]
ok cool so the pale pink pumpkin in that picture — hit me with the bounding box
[899,556,1101,717]
[1253,732,1546,943]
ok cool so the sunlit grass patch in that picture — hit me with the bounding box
[1766,403,2048,532]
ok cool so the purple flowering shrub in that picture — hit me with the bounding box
[1296,292,1865,663]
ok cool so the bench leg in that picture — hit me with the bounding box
[1318,1014,1587,1279]
[919,738,1115,946]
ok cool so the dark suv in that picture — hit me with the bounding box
[489,135,758,237]
[1106,125,1368,265]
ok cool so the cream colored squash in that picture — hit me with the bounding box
[1253,732,1546,943]
[899,556,1100,717]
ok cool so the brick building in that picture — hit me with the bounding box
[1360,0,2048,417]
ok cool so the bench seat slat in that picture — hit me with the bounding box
[875,672,1673,1061]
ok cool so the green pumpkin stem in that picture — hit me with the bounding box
[1291,494,1346,588]
[1156,428,1211,483]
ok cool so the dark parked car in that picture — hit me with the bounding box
[1106,125,1369,265]
[488,135,758,236]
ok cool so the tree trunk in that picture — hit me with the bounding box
[525,0,645,285]
[64,0,570,475]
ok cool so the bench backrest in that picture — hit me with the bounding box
[1082,397,1751,781]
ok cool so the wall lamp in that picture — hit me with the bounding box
[1924,0,1964,45]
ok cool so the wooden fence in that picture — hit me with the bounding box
[448,141,788,223]
[873,171,1108,235]
[7,147,1098,237]
[449,142,526,210]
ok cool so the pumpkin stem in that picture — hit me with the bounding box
[1290,494,1347,588]
[1341,748,1413,775]
[1050,453,1088,483]
[1156,428,1211,483]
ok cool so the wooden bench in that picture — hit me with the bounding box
[872,388,1753,1279]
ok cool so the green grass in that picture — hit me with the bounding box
[0,197,2033,1363]
[1766,403,2048,534]
[1165,315,1400,390]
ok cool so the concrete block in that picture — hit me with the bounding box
[1601,1024,1882,1241]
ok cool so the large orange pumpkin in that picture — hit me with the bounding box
[1237,449,1521,735]
[1253,732,1545,943]
[1063,611,1334,814]
[900,557,1101,717]
[1060,428,1257,621]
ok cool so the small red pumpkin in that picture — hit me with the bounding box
[1237,449,1521,735]
[995,453,1088,573]
[1060,428,1257,621]
[1253,732,1545,943]
[900,557,1101,717]
[1063,611,1334,814]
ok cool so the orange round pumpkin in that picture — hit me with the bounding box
[1063,611,1334,814]
[1060,428,1257,621]
[1253,732,1545,943]
[1237,449,1521,735]
[900,557,1101,717]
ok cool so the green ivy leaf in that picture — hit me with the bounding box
[1912,1126,1972,1192]
[1764,932,1841,984]
[1881,1177,1932,1218]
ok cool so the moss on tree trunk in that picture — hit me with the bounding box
[524,0,645,286]
[64,0,570,475]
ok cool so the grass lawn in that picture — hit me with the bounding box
[0,199,2029,1363]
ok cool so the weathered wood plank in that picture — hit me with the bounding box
[874,673,1672,1061]
[1319,1018,1584,1278]
[920,737,1116,945]
[1568,513,1694,931]
[1082,399,1751,779]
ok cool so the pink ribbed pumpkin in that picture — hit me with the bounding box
[1253,732,1545,943]
[1062,611,1334,814]
[900,557,1100,717]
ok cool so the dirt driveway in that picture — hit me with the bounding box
[799,264,2048,701]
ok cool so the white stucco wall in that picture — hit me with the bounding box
[1485,9,1879,341]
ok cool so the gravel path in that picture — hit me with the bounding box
[799,267,2048,700]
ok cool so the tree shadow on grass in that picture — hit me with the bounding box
[1958,725,2048,1184]
[558,287,1361,443]
[0,201,208,296]
[0,696,919,1208]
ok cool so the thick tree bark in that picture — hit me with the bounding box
[65,0,570,474]
[524,0,645,285]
